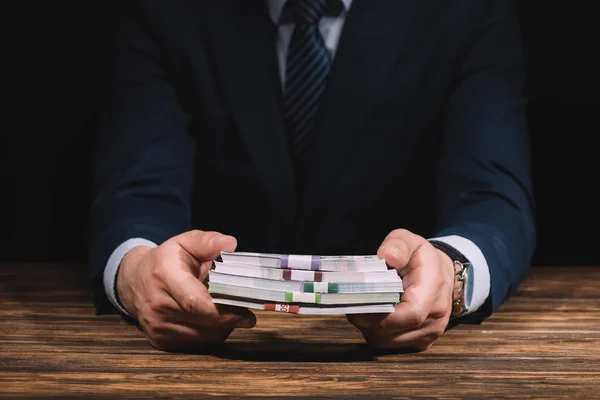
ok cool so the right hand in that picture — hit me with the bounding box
[116,230,256,351]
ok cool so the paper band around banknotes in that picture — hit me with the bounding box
[264,303,301,313]
[282,269,324,281]
[285,292,321,303]
[303,281,339,293]
[281,255,320,270]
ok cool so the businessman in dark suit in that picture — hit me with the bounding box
[89,0,535,352]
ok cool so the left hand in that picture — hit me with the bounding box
[347,229,455,351]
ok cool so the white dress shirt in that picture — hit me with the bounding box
[104,0,490,318]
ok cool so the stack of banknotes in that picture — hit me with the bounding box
[208,252,403,315]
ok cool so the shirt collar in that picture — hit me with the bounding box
[267,0,353,25]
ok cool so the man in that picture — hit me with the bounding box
[89,0,535,352]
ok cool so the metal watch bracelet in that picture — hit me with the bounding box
[451,259,470,317]
[429,240,471,317]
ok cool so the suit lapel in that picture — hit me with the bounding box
[202,1,297,226]
[302,0,422,206]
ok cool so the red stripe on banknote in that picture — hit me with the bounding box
[264,303,301,314]
[314,271,323,282]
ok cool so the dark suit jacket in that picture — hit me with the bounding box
[89,0,535,324]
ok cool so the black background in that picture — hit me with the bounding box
[2,1,598,265]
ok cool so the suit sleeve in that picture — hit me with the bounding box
[434,0,536,322]
[87,2,195,313]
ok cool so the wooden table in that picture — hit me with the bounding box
[1,264,599,399]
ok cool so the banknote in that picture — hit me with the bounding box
[209,252,402,316]
[213,262,400,282]
[209,271,404,293]
[208,282,401,305]
[219,252,387,272]
[211,296,396,315]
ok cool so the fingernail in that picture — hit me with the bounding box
[208,234,223,246]
[382,245,403,257]
[215,234,235,244]
[235,317,255,329]
[210,234,233,248]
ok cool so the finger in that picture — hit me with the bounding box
[174,230,238,263]
[146,321,233,352]
[347,307,416,336]
[363,319,446,350]
[166,271,256,329]
[346,313,393,332]
[369,334,436,352]
[362,249,441,335]
[377,229,425,274]
[372,295,433,335]
[142,289,256,328]
[346,314,371,330]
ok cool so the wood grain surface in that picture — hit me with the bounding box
[1,264,599,399]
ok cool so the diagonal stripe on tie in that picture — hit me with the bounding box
[285,55,328,109]
[286,69,328,123]
[286,49,323,92]
[283,0,332,159]
[280,0,345,173]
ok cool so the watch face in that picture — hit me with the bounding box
[463,263,473,313]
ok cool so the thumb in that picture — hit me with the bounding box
[377,229,423,270]
[174,230,238,262]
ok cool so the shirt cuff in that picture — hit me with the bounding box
[428,235,491,315]
[103,238,158,317]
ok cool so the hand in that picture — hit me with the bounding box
[116,230,256,351]
[347,229,455,351]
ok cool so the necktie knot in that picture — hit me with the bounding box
[280,0,344,25]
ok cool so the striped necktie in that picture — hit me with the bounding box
[281,0,344,162]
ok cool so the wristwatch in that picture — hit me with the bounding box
[429,240,471,317]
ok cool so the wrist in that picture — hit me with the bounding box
[436,249,455,278]
[116,245,153,317]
